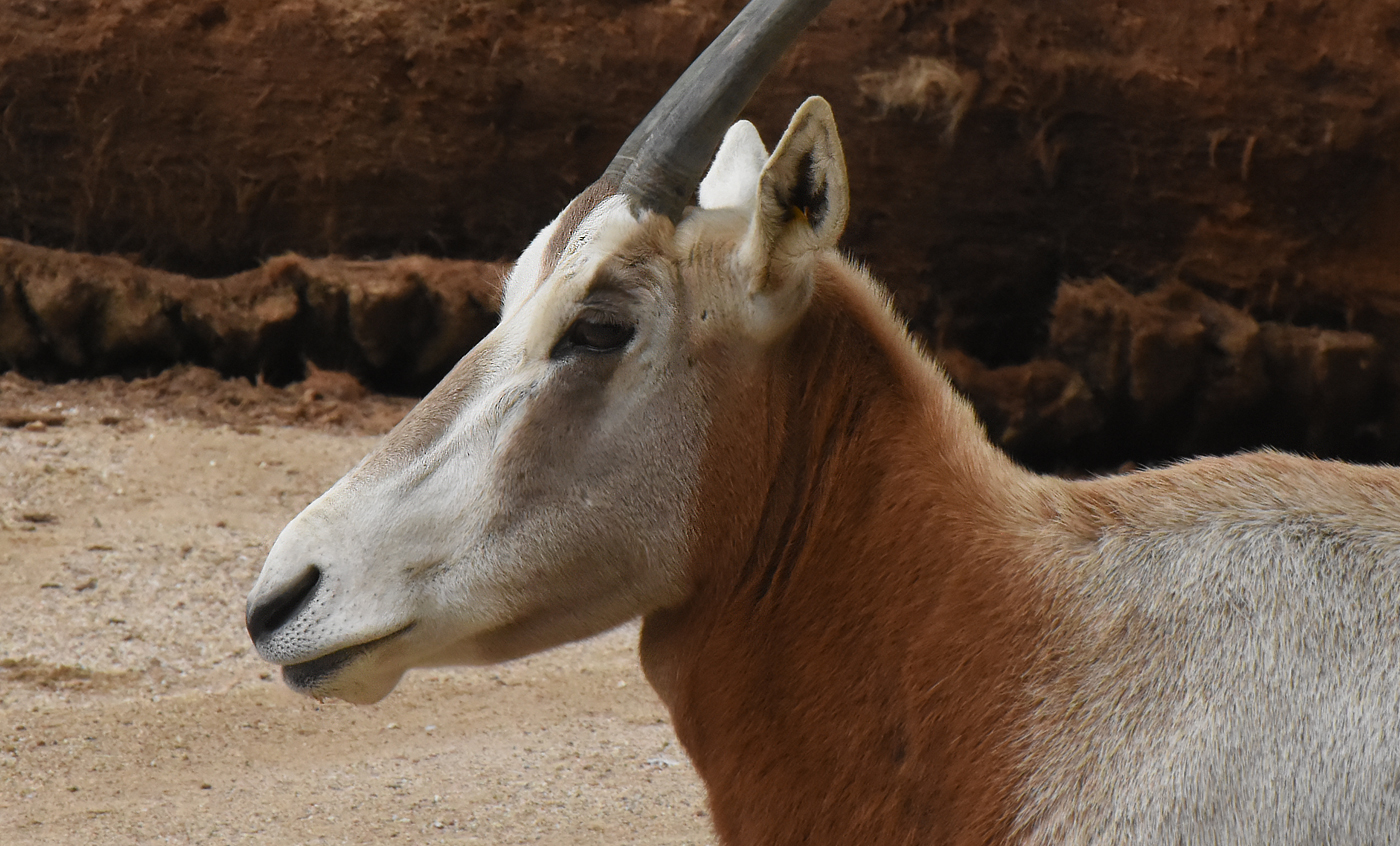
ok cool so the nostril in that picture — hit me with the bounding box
[247,566,322,643]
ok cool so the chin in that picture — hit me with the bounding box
[282,655,407,705]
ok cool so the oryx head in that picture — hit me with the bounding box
[245,0,847,704]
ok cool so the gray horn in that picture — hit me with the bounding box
[604,0,834,222]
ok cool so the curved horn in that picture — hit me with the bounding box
[604,0,834,222]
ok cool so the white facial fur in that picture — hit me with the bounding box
[246,99,846,704]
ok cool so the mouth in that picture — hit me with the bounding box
[281,623,416,694]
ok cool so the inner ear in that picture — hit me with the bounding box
[785,149,830,232]
[749,96,850,266]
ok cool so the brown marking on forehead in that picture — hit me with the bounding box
[539,176,622,284]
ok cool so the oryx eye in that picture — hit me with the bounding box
[552,316,636,358]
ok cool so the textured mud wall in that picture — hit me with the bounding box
[0,239,501,394]
[4,0,1400,468]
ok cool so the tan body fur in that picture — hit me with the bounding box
[641,260,1044,843]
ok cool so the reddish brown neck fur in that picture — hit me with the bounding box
[641,266,1054,845]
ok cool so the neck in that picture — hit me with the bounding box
[641,262,1053,844]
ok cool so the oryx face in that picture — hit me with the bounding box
[245,191,716,703]
[245,0,842,704]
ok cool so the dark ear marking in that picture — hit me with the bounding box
[783,149,829,229]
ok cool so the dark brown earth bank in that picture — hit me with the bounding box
[4,0,1400,470]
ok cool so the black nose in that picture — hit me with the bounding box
[246,566,322,643]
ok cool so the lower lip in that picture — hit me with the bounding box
[281,623,416,691]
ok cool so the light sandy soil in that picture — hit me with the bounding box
[0,371,716,845]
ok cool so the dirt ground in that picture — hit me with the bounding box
[0,369,716,845]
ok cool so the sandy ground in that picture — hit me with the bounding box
[0,370,716,845]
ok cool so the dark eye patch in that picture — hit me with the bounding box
[551,316,636,359]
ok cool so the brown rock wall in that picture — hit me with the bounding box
[0,239,501,393]
[5,0,1400,468]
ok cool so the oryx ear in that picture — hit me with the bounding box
[698,121,769,212]
[741,97,849,340]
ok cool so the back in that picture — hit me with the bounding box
[1016,452,1400,843]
